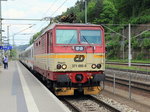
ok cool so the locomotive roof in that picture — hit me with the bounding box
[46,23,101,30]
[35,23,102,41]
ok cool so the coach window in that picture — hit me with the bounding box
[56,30,77,44]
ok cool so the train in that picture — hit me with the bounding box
[19,23,105,96]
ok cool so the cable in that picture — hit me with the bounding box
[35,0,69,33]
[41,0,60,17]
[32,0,61,33]
[50,0,68,17]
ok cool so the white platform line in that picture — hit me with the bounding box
[19,62,71,112]
[17,62,39,112]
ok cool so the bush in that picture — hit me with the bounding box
[136,53,145,60]
[141,31,150,38]
[130,15,150,24]
[142,38,150,49]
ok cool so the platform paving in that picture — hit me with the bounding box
[0,61,70,112]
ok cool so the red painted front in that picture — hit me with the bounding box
[52,25,105,54]
[34,24,105,83]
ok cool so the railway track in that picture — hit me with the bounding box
[105,75,150,92]
[59,95,120,112]
[106,62,150,75]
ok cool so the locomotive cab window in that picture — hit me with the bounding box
[56,30,78,44]
[80,30,101,44]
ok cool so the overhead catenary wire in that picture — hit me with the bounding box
[41,0,60,17]
[34,0,69,33]
[50,0,68,17]
[25,0,61,36]
[3,0,76,46]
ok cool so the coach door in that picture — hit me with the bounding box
[47,31,53,53]
[47,31,53,72]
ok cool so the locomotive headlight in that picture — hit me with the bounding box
[75,46,80,51]
[97,64,101,69]
[57,64,62,69]
[91,64,97,69]
[74,46,84,51]
[79,46,84,51]
[62,64,67,69]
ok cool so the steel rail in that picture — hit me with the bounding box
[59,98,81,112]
[60,96,121,112]
[88,96,121,112]
[105,76,150,92]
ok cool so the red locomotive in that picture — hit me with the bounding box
[20,23,105,96]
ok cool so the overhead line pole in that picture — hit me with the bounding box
[85,0,87,23]
[7,25,9,45]
[0,0,7,62]
[0,0,2,60]
[128,23,131,67]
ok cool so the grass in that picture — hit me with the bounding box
[106,64,150,72]
[106,59,150,63]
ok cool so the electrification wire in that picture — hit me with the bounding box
[9,25,34,37]
[41,0,60,17]
[50,0,68,17]
[29,0,61,35]
[34,0,68,33]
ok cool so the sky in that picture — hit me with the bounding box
[1,0,78,46]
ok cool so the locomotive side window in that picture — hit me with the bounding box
[50,32,52,45]
[80,30,101,44]
[56,30,77,44]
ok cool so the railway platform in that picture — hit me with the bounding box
[0,61,70,112]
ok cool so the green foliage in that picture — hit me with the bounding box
[106,37,121,59]
[29,32,41,45]
[136,53,145,60]
[130,15,150,24]
[142,38,150,49]
[9,49,17,59]
[141,31,150,38]
[117,0,150,18]
[87,0,97,22]
[94,0,117,24]
[131,38,140,50]
[28,0,150,60]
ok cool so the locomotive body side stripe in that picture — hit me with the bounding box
[33,53,105,72]
[34,54,105,59]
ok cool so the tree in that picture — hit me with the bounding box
[29,32,41,45]
[10,49,17,59]
[94,0,117,24]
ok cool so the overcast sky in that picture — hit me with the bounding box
[1,0,78,46]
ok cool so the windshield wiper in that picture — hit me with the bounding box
[81,35,95,53]
[67,34,76,45]
[81,35,92,46]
